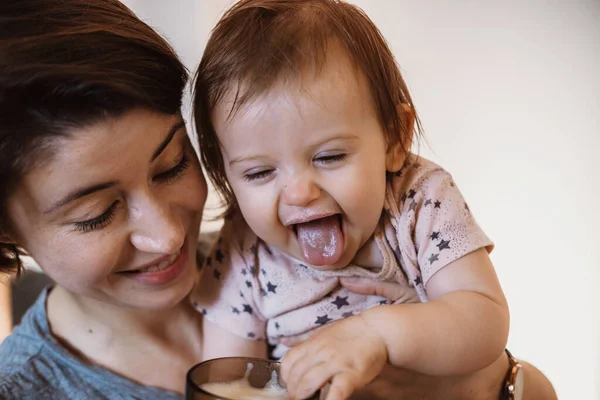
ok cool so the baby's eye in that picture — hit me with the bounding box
[243,168,273,182]
[314,153,347,165]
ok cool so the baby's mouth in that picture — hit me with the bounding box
[293,214,344,266]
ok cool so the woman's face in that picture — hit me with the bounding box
[6,108,208,310]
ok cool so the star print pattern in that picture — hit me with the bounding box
[189,155,493,354]
[437,239,451,251]
[215,249,224,264]
[267,282,277,294]
[332,296,349,309]
[315,315,333,325]
[409,200,418,212]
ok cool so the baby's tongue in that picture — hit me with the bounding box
[295,215,344,266]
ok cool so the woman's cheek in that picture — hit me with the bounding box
[44,231,124,292]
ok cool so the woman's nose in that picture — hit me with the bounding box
[280,173,321,207]
[129,196,185,254]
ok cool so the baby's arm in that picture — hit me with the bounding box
[192,217,269,361]
[362,247,509,375]
[281,249,508,400]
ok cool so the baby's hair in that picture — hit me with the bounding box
[193,0,422,217]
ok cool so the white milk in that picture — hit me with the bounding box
[200,364,289,400]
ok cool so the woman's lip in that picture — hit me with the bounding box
[119,241,189,286]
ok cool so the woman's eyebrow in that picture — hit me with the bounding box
[151,120,186,162]
[44,181,117,214]
[45,120,187,215]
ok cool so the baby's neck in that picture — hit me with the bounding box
[351,234,384,269]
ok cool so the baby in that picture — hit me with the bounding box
[191,1,509,399]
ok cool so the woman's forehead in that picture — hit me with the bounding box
[11,109,185,212]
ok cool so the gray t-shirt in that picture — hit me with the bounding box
[0,288,183,400]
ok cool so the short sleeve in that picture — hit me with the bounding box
[386,160,494,295]
[412,170,494,284]
[190,218,267,341]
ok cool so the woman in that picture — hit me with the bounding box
[0,0,556,399]
[1,1,206,398]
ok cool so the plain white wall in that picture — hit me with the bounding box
[123,1,600,398]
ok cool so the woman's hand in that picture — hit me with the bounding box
[280,314,387,400]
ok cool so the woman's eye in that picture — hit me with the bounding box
[154,153,191,183]
[314,153,347,164]
[243,169,273,182]
[73,201,119,233]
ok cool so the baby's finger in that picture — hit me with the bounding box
[290,360,331,400]
[324,373,357,400]
[280,344,309,390]
[283,347,329,397]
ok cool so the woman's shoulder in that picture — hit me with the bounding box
[0,289,183,399]
[0,292,57,399]
[0,288,49,369]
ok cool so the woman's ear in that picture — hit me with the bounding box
[0,233,15,245]
[385,103,415,172]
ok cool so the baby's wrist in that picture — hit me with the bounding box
[360,305,411,367]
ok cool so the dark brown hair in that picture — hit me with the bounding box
[0,0,188,275]
[193,0,422,217]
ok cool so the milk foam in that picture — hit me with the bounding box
[200,363,289,400]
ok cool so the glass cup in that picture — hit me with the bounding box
[185,357,320,399]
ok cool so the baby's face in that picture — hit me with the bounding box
[214,53,401,270]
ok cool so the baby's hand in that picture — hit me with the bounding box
[280,315,387,400]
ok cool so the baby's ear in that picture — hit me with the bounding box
[385,104,414,172]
